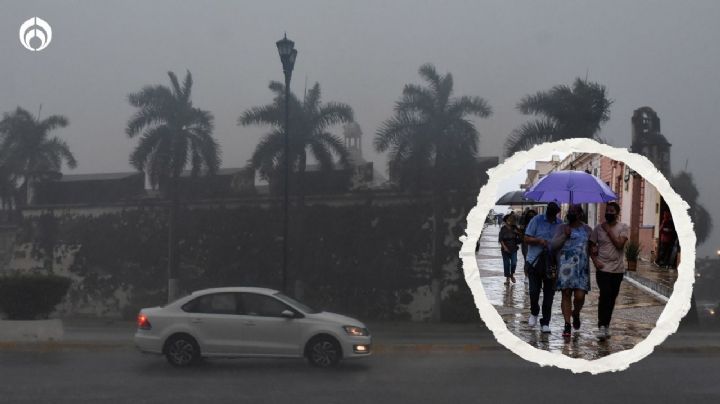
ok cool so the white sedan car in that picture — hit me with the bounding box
[134,287,372,368]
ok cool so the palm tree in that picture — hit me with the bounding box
[126,70,220,302]
[239,81,353,206]
[240,81,353,294]
[374,63,492,321]
[505,78,613,155]
[0,106,77,206]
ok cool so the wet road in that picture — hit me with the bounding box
[477,224,666,360]
[0,349,718,403]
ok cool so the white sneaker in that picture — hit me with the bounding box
[528,315,538,327]
[541,325,551,333]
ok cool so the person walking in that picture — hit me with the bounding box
[589,202,629,340]
[520,209,538,285]
[524,202,561,333]
[551,204,593,338]
[656,210,677,268]
[499,213,521,285]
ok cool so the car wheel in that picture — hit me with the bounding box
[306,336,341,368]
[164,334,200,367]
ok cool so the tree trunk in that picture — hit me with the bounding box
[294,151,307,298]
[25,177,34,206]
[167,175,181,303]
[430,188,444,322]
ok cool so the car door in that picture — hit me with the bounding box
[181,292,245,355]
[237,292,304,356]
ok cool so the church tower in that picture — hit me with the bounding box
[343,122,364,165]
[631,107,672,176]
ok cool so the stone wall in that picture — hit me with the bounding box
[4,193,476,321]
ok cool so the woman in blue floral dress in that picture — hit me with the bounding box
[551,204,593,337]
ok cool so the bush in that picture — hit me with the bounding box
[0,274,72,320]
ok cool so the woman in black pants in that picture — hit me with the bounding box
[589,202,629,340]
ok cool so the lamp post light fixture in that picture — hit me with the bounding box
[276,33,297,294]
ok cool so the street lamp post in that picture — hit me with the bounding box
[276,33,297,294]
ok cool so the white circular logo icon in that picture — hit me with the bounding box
[19,17,52,51]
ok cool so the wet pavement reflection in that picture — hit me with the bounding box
[477,224,665,360]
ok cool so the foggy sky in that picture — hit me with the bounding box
[2,0,719,256]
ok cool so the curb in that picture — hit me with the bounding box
[0,341,128,352]
[2,341,719,354]
[625,271,672,301]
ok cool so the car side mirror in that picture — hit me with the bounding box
[280,310,295,319]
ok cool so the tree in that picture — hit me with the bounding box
[505,78,613,155]
[0,107,77,206]
[670,170,712,327]
[671,171,712,245]
[239,81,353,293]
[126,70,220,302]
[239,81,353,205]
[374,63,492,321]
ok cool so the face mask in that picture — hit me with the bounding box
[566,213,577,223]
[605,213,616,223]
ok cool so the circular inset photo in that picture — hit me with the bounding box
[460,139,696,374]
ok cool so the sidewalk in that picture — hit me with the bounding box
[625,259,677,299]
[475,224,690,360]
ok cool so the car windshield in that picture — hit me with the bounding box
[273,293,319,314]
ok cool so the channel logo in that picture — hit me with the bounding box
[19,17,52,51]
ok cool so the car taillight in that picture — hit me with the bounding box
[137,314,152,330]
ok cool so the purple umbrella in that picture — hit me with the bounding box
[523,170,617,205]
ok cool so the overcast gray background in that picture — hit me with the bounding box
[1,0,718,256]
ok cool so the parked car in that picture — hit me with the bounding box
[134,287,372,368]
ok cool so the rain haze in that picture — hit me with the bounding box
[1,1,718,254]
[3,1,720,397]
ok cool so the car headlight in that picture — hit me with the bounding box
[343,326,369,336]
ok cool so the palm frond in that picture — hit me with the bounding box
[437,73,454,107]
[268,81,286,98]
[316,102,353,130]
[181,70,193,102]
[126,108,164,137]
[187,129,221,175]
[309,139,335,172]
[129,125,172,172]
[418,63,442,93]
[504,119,557,156]
[517,90,560,117]
[314,132,350,168]
[398,84,435,115]
[167,71,182,99]
[43,137,77,169]
[448,96,492,118]
[40,115,69,132]
[239,104,283,127]
[374,112,422,153]
[250,131,285,179]
[128,85,174,108]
